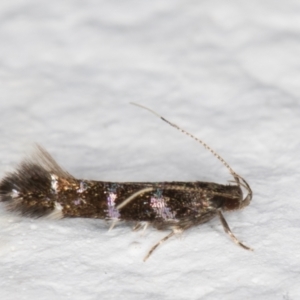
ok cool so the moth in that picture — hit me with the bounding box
[0,103,253,261]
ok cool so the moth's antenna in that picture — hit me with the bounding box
[131,102,237,177]
[130,102,252,208]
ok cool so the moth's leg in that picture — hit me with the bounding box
[142,222,149,233]
[116,187,154,210]
[108,219,119,231]
[144,229,180,262]
[217,210,253,251]
[133,222,149,232]
[133,222,142,231]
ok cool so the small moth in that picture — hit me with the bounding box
[0,103,253,260]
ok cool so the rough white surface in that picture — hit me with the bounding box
[1,1,300,299]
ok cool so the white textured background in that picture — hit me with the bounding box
[1,1,300,299]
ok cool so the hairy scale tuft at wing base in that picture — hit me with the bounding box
[0,145,72,217]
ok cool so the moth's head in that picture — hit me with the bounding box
[221,185,243,211]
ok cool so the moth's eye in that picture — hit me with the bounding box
[223,198,240,211]
[210,196,224,208]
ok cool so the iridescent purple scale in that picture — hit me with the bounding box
[150,190,176,220]
[106,190,120,219]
